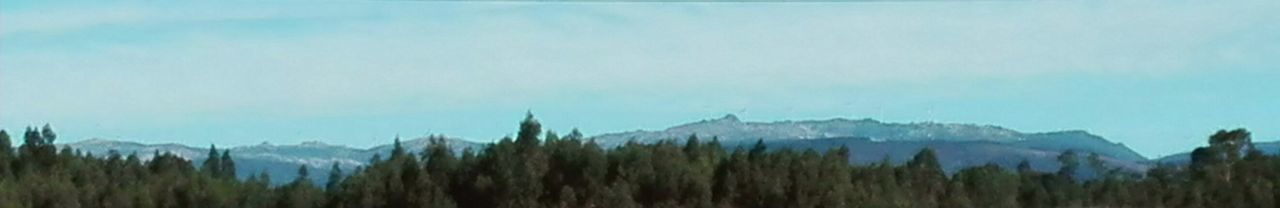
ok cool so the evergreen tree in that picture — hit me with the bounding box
[907,148,946,207]
[296,165,310,184]
[516,111,542,149]
[325,162,343,192]
[505,112,548,207]
[423,136,457,195]
[0,130,12,177]
[219,150,236,180]
[683,134,701,159]
[39,124,55,145]
[0,130,11,156]
[18,127,54,170]
[201,145,222,177]
[955,164,1019,208]
[390,136,406,160]
[279,165,320,208]
[1057,150,1080,181]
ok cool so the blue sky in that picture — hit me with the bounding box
[2,1,1278,158]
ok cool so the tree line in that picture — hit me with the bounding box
[0,115,1278,207]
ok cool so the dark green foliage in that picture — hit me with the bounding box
[278,165,321,208]
[201,145,222,177]
[0,130,12,178]
[1210,129,1252,162]
[390,136,406,160]
[903,148,946,207]
[1056,149,1080,181]
[219,150,236,180]
[953,164,1019,208]
[2,122,1279,208]
[325,162,343,194]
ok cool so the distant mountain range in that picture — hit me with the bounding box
[592,114,1150,175]
[64,137,480,185]
[62,114,1189,184]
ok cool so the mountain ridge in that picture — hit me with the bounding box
[591,114,1145,161]
[63,136,481,184]
[58,115,1150,183]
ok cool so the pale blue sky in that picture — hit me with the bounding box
[2,1,1278,158]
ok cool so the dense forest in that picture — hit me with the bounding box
[1,115,1277,208]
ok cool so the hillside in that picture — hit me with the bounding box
[60,115,1152,183]
[63,137,480,184]
[592,114,1149,173]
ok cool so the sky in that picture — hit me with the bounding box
[2,1,1278,158]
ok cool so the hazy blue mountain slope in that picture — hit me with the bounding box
[60,115,1154,184]
[64,139,207,161]
[1012,131,1147,161]
[593,115,1027,146]
[756,137,1148,175]
[64,137,481,185]
[592,114,1147,163]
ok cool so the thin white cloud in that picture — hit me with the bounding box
[5,1,1278,119]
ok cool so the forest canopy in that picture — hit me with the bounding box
[0,116,1277,208]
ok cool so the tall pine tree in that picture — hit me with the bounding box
[201,145,222,177]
